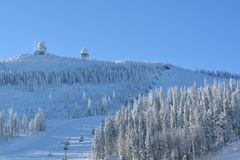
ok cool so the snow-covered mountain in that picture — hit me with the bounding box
[0,53,226,159]
[0,54,218,118]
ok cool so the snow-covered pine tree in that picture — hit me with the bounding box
[104,114,117,157]
[7,107,18,138]
[101,96,108,114]
[93,121,106,160]
[82,90,87,101]
[87,98,92,116]
[34,108,45,134]
[145,108,155,160]
[21,114,28,134]
[29,119,34,135]
[138,111,146,160]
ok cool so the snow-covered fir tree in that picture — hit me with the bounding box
[7,107,18,138]
[29,119,35,135]
[87,98,92,116]
[33,108,45,134]
[21,114,28,134]
[101,96,108,114]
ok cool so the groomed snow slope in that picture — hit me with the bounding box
[0,116,105,160]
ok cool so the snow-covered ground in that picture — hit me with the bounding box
[0,116,105,160]
[202,141,240,160]
[0,82,145,119]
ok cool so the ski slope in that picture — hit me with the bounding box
[0,116,105,160]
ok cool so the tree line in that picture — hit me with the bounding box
[0,108,45,140]
[196,69,240,79]
[0,63,158,88]
[93,79,240,160]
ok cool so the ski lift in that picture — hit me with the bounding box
[79,136,84,142]
[59,140,70,160]
[92,128,95,135]
[48,151,53,159]
[163,65,170,70]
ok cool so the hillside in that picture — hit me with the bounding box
[0,54,217,118]
[0,53,224,159]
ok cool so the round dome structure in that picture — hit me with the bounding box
[34,41,47,55]
[81,48,89,60]
[37,41,47,52]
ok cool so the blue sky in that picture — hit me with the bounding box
[0,0,239,73]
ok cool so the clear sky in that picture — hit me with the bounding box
[0,0,239,73]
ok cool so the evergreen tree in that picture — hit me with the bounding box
[104,114,117,157]
[34,108,45,134]
[29,119,35,135]
[21,114,28,134]
[101,96,108,114]
[7,107,18,138]
[87,98,92,116]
